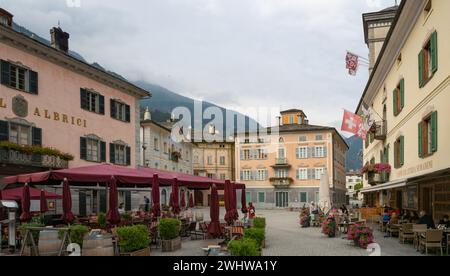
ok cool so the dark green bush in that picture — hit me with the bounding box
[245,227,265,248]
[121,212,132,222]
[97,212,107,228]
[19,222,44,246]
[158,218,180,240]
[69,225,89,247]
[253,217,266,229]
[116,225,149,253]
[228,238,260,256]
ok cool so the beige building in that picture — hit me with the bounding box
[346,171,363,204]
[235,109,348,209]
[358,1,450,220]
[192,139,235,206]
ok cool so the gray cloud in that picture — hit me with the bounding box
[1,0,394,126]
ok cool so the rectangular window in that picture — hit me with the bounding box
[243,149,251,160]
[207,156,213,165]
[278,148,285,159]
[220,156,226,165]
[207,173,215,179]
[87,139,99,162]
[299,192,308,203]
[114,144,126,165]
[1,61,38,94]
[419,31,438,88]
[315,146,325,158]
[315,168,325,180]
[276,169,288,178]
[153,138,159,151]
[297,168,308,180]
[9,123,30,145]
[299,136,307,142]
[419,111,438,158]
[220,174,226,180]
[110,99,130,122]
[297,147,308,159]
[241,170,252,181]
[256,169,268,181]
[246,191,252,204]
[393,79,405,116]
[289,115,294,124]
[257,148,268,160]
[258,192,265,203]
[316,135,323,141]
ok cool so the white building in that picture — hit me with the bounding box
[346,171,363,204]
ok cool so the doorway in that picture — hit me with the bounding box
[396,190,403,210]
[195,190,204,207]
[275,192,289,208]
[422,187,433,216]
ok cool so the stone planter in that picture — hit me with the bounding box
[120,247,150,256]
[162,237,182,252]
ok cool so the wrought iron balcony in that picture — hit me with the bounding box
[0,148,69,169]
[372,121,387,141]
[270,177,293,189]
[368,172,389,186]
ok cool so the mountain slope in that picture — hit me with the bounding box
[345,135,363,172]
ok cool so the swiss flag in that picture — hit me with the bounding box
[341,110,366,139]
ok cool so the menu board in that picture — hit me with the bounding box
[403,185,418,210]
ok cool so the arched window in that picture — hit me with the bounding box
[279,137,284,143]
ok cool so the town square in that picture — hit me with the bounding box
[1,0,450,260]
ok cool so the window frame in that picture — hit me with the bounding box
[9,123,31,146]
[86,138,100,162]
[299,192,308,204]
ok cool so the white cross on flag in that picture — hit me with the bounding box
[341,110,367,139]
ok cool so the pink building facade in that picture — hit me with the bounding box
[0,12,149,182]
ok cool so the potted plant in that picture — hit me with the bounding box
[244,227,266,249]
[228,238,260,256]
[159,218,181,252]
[116,225,150,256]
[347,224,375,249]
[19,217,44,256]
[321,216,336,238]
[120,212,133,226]
[59,224,89,249]
[253,217,266,229]
[97,212,107,230]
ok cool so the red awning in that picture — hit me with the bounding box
[1,186,62,201]
[3,164,246,190]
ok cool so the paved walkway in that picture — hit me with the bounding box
[152,208,425,256]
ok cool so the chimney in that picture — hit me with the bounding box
[50,27,70,53]
[0,8,13,27]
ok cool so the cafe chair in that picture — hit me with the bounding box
[412,224,427,249]
[398,223,414,244]
[419,229,444,256]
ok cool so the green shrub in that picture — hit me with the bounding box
[116,225,150,253]
[69,225,89,247]
[0,141,74,161]
[245,227,265,248]
[253,217,266,229]
[97,212,107,228]
[228,238,260,256]
[19,222,44,246]
[158,218,180,240]
[121,212,132,222]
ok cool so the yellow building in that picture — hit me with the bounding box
[235,109,348,209]
[358,1,450,220]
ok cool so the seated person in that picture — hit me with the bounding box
[418,211,436,229]
[438,215,450,228]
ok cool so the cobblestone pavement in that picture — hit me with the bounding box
[152,208,425,256]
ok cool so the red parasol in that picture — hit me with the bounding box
[207,184,222,238]
[152,174,161,218]
[61,178,75,224]
[106,176,121,225]
[20,184,32,222]
[40,189,48,214]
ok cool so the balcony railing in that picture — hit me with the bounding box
[0,148,69,169]
[275,158,288,165]
[373,121,387,141]
[270,177,293,189]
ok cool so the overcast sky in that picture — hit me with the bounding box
[1,0,395,129]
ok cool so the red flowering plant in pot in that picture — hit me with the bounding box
[321,209,338,238]
[347,224,374,249]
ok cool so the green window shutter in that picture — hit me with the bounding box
[393,89,398,116]
[431,31,438,74]
[28,70,38,94]
[418,50,424,88]
[386,144,390,163]
[418,122,424,158]
[125,191,132,211]
[110,99,116,119]
[109,143,116,164]
[125,104,131,122]
[1,60,10,86]
[126,146,131,166]
[100,141,106,162]
[31,127,42,146]
[400,136,405,167]
[99,95,105,115]
[80,89,88,110]
[400,79,405,110]
[80,137,87,160]
[431,111,438,153]
[394,142,398,169]
[0,120,9,141]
